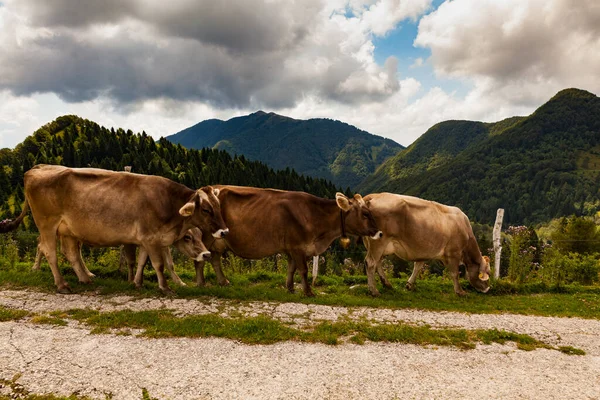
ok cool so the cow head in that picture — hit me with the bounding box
[179,186,229,238]
[336,192,382,239]
[466,255,491,293]
[173,227,211,261]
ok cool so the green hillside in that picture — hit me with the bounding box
[0,115,342,224]
[358,88,600,225]
[166,111,404,189]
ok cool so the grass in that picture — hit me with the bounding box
[0,305,29,321]
[2,261,600,320]
[50,307,582,354]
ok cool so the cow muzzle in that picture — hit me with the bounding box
[196,251,212,261]
[371,231,383,240]
[212,228,229,238]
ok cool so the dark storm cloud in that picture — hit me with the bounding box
[0,0,401,108]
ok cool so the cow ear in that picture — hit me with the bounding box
[179,201,195,217]
[213,188,220,197]
[353,193,365,206]
[335,193,351,211]
[180,193,199,216]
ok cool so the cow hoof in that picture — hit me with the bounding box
[218,280,230,286]
[87,272,96,278]
[56,285,72,294]
[405,282,416,291]
[456,291,467,297]
[304,291,316,298]
[160,287,175,296]
[175,281,188,287]
[383,282,394,289]
[369,289,381,297]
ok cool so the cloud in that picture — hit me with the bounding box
[415,0,600,106]
[0,0,432,110]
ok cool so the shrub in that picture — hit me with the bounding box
[0,235,19,268]
[95,247,122,270]
[541,248,599,285]
[507,226,538,283]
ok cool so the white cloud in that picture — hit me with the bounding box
[415,0,600,106]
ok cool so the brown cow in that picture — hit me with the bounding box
[193,185,382,296]
[128,227,211,287]
[32,228,211,287]
[361,193,491,296]
[0,165,227,293]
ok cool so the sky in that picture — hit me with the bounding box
[1,0,599,149]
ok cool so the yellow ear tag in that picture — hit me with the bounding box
[479,273,484,279]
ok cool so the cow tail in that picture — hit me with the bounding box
[0,199,30,233]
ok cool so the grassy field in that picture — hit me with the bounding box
[0,260,599,319]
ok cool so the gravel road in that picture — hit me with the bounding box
[1,289,599,399]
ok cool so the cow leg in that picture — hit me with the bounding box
[286,254,296,293]
[121,244,137,283]
[447,260,467,296]
[31,240,43,271]
[60,236,92,284]
[406,261,425,291]
[210,253,230,286]
[133,246,150,288]
[39,232,70,293]
[194,260,206,286]
[145,246,172,294]
[365,241,386,296]
[376,262,393,289]
[163,247,187,286]
[294,254,314,297]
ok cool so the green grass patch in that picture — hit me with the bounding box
[0,306,29,322]
[2,261,600,319]
[30,315,68,326]
[558,346,586,355]
[59,308,584,354]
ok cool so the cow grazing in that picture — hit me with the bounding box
[0,165,227,293]
[361,193,491,296]
[194,185,382,296]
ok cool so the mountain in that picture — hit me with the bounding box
[0,115,342,224]
[166,111,404,189]
[360,117,526,193]
[357,88,600,225]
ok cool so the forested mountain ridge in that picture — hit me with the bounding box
[359,117,527,193]
[166,111,404,189]
[0,115,342,225]
[358,88,600,225]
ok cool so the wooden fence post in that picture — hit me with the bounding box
[312,255,319,285]
[493,208,504,279]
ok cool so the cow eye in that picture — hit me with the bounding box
[202,208,212,215]
[184,235,192,241]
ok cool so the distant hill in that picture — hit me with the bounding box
[166,111,404,189]
[0,115,342,224]
[357,88,600,225]
[360,117,526,192]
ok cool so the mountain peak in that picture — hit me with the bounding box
[167,111,403,188]
[551,88,597,101]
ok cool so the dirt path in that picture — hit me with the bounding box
[1,289,599,399]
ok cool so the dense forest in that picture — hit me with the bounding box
[358,88,600,225]
[166,111,403,189]
[0,115,343,225]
